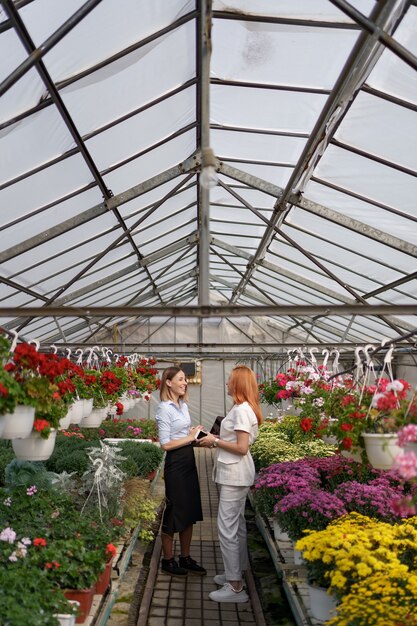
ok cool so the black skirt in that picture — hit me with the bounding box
[162,444,203,534]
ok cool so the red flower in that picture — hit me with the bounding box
[300,418,314,432]
[341,423,353,432]
[33,419,50,432]
[342,437,353,450]
[45,560,60,569]
[0,383,8,397]
[106,543,117,558]
[33,537,47,547]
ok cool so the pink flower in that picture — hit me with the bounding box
[393,450,417,480]
[397,424,417,447]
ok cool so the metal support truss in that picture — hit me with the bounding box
[226,0,409,303]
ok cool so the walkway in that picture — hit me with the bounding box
[138,447,264,626]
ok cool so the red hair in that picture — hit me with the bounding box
[229,365,263,425]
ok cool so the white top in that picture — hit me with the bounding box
[214,401,259,487]
[155,400,191,445]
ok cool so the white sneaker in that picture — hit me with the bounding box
[209,583,249,603]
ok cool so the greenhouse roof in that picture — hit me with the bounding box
[0,0,416,348]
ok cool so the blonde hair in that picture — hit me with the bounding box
[159,367,189,403]
[229,365,263,425]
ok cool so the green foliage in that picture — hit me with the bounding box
[0,566,74,626]
[251,421,336,469]
[122,478,159,541]
[0,441,15,486]
[4,459,54,489]
[118,441,164,478]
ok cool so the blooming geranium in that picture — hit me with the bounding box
[258,371,296,406]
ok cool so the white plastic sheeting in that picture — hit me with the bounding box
[0,0,416,352]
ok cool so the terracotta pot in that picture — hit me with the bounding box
[63,588,94,624]
[94,558,113,595]
[146,469,157,481]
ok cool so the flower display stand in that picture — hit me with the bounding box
[0,405,35,439]
[12,428,57,461]
[251,494,332,625]
[362,433,402,470]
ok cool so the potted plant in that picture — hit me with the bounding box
[0,564,77,626]
[326,571,417,625]
[328,379,417,469]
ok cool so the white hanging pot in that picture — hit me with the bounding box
[362,433,402,470]
[82,398,94,418]
[12,428,57,461]
[70,399,84,424]
[0,405,35,440]
[80,408,104,428]
[59,407,72,431]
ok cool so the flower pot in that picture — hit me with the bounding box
[0,405,35,440]
[59,408,72,431]
[82,398,93,418]
[94,558,113,595]
[54,601,80,626]
[308,584,338,622]
[362,432,402,470]
[70,400,85,425]
[64,588,94,624]
[80,408,104,428]
[293,548,304,565]
[273,519,290,542]
[12,428,57,461]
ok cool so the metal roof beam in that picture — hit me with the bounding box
[196,0,212,306]
[1,305,414,318]
[0,156,198,264]
[228,0,408,300]
[293,195,417,258]
[0,0,103,98]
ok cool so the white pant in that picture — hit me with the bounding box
[217,484,250,581]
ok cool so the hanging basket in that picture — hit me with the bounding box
[82,398,94,418]
[70,400,85,425]
[80,408,105,428]
[0,405,35,440]
[59,408,72,431]
[362,433,402,470]
[12,428,57,461]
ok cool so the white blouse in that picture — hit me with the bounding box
[214,401,258,487]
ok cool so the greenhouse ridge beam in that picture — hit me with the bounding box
[2,305,417,317]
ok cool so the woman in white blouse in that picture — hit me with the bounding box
[199,365,262,603]
[155,367,206,578]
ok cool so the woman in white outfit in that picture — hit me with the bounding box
[198,365,262,603]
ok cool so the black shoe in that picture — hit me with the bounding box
[179,556,207,576]
[161,558,188,577]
